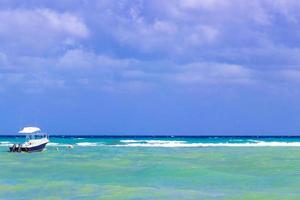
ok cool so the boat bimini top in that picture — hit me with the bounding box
[19,127,41,134]
[18,126,48,140]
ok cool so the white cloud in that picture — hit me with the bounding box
[153,20,177,34]
[171,62,254,85]
[0,8,89,55]
[0,47,258,93]
[0,52,8,67]
[186,25,219,46]
[1,1,300,94]
[57,49,137,71]
[36,9,89,38]
[278,69,300,82]
[0,9,88,38]
[179,0,220,10]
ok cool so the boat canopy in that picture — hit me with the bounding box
[19,127,41,134]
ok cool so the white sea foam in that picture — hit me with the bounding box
[75,138,84,140]
[4,140,300,148]
[145,140,186,144]
[47,142,72,147]
[120,139,186,144]
[112,141,300,147]
[120,140,140,143]
[247,139,262,143]
[0,141,11,144]
[47,142,59,146]
[76,142,98,146]
[0,141,13,146]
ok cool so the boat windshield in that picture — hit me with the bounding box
[26,134,48,140]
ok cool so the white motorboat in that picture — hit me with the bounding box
[9,127,49,153]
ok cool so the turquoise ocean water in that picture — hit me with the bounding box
[1,136,300,199]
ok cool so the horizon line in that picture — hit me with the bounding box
[2,134,300,137]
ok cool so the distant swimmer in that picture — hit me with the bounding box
[67,145,74,149]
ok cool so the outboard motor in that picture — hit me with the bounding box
[10,144,16,152]
[17,144,22,152]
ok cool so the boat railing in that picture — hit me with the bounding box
[26,133,48,140]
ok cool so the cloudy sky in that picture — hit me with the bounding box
[1,0,300,134]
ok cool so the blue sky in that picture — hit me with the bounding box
[1,0,300,135]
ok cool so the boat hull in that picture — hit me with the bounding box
[9,142,48,153]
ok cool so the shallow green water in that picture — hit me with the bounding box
[1,137,300,199]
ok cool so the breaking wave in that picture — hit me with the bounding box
[47,142,72,147]
[0,141,13,146]
[3,139,300,148]
[116,139,300,147]
[120,140,140,143]
[120,140,186,144]
[76,142,99,146]
[114,141,300,147]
